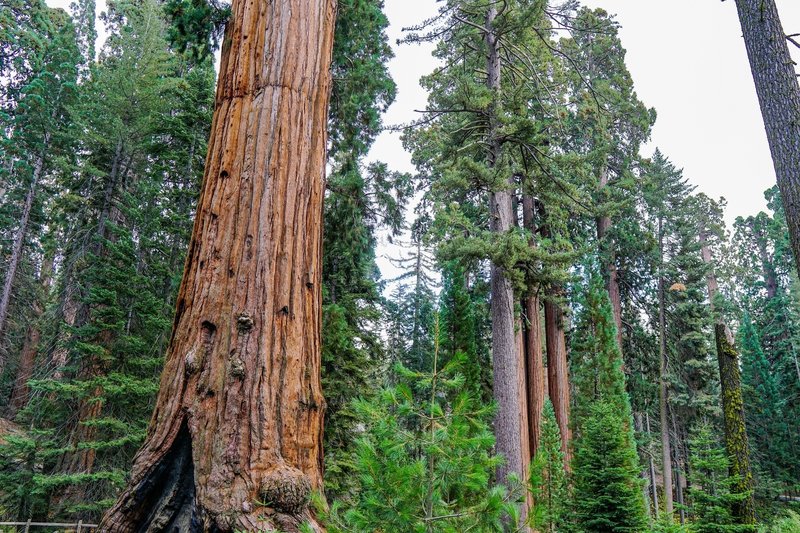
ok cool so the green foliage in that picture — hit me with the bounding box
[686,423,755,533]
[758,512,800,533]
[569,271,646,532]
[570,400,648,533]
[0,0,214,520]
[164,0,229,58]
[731,192,800,489]
[572,270,632,420]
[529,399,568,533]
[321,0,411,499]
[323,319,516,532]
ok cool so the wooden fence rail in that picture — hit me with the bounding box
[0,521,97,532]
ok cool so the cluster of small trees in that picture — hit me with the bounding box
[0,0,799,531]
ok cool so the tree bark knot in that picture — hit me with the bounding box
[230,356,246,379]
[237,312,255,332]
[185,348,201,375]
[258,465,312,514]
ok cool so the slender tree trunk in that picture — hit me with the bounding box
[671,411,686,525]
[734,0,800,276]
[99,1,336,530]
[522,195,545,457]
[700,232,757,524]
[0,140,48,370]
[6,239,52,419]
[596,167,623,351]
[646,410,660,519]
[658,216,674,519]
[634,412,653,521]
[484,5,528,501]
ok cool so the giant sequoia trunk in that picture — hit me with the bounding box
[700,232,756,525]
[734,0,800,276]
[544,286,571,466]
[99,1,336,530]
[522,195,545,456]
[484,5,529,511]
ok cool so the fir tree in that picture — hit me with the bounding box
[570,271,647,533]
[571,400,648,533]
[687,423,755,533]
[529,399,567,533]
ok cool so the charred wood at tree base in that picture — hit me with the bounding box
[131,422,199,533]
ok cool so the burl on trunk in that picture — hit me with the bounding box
[99,0,336,531]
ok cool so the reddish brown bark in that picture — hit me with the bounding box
[544,286,571,467]
[98,1,336,530]
[522,196,545,457]
[7,311,41,416]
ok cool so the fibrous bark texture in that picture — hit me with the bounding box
[522,196,545,457]
[485,5,528,497]
[544,287,571,466]
[734,0,800,275]
[99,0,336,530]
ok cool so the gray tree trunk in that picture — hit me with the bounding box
[734,0,800,275]
[484,3,529,510]
[0,139,48,370]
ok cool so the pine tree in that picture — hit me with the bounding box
[323,316,516,532]
[0,1,80,379]
[731,190,800,490]
[0,0,216,520]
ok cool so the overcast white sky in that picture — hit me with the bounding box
[46,0,800,278]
